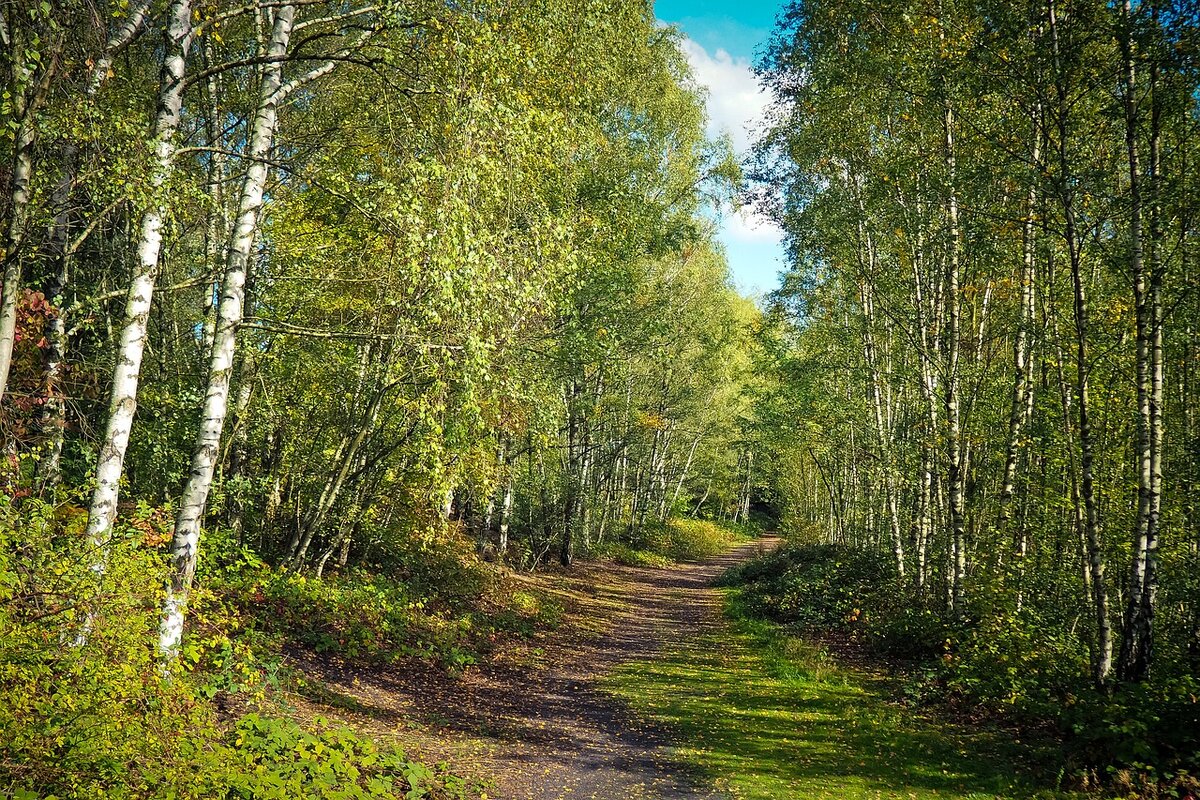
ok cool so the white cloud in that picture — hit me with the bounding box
[677,35,784,293]
[724,206,784,245]
[678,37,770,156]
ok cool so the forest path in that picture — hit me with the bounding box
[294,536,778,799]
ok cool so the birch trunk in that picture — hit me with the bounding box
[942,100,967,614]
[37,157,74,484]
[909,196,938,592]
[498,475,513,557]
[561,380,582,566]
[740,450,753,523]
[859,269,906,580]
[1118,11,1163,682]
[225,345,257,539]
[34,2,150,473]
[915,447,932,590]
[159,4,296,659]
[198,35,229,359]
[0,23,57,403]
[669,432,702,515]
[83,0,194,568]
[1049,0,1111,686]
[998,117,1041,536]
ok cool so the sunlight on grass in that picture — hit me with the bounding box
[604,592,1073,800]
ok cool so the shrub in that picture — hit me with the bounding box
[866,603,953,661]
[377,526,495,608]
[0,499,484,799]
[660,519,744,561]
[596,542,671,568]
[722,540,1200,791]
[0,497,218,799]
[722,542,897,629]
[1062,674,1200,778]
[627,518,747,564]
[188,525,549,672]
[947,608,1089,718]
[221,714,476,799]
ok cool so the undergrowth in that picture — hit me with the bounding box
[597,518,755,566]
[0,497,515,798]
[183,520,564,682]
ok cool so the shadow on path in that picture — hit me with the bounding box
[296,538,778,800]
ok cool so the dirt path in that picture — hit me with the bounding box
[294,538,777,800]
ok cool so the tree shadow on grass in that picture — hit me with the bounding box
[606,620,1067,800]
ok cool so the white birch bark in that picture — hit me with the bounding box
[998,118,1041,535]
[852,200,906,580]
[0,20,54,404]
[669,432,702,515]
[39,0,154,484]
[1049,0,1111,685]
[159,4,296,659]
[0,135,32,403]
[86,0,152,95]
[498,476,513,556]
[1118,4,1164,682]
[83,0,194,572]
[942,100,967,614]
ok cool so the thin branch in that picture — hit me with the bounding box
[172,146,404,234]
[66,276,210,326]
[245,318,464,349]
[273,53,342,102]
[208,0,329,28]
[185,48,378,88]
[65,197,129,256]
[293,5,378,32]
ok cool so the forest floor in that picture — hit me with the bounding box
[287,538,1067,800]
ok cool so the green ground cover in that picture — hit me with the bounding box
[606,593,1073,800]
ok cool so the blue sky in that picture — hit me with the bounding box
[655,0,788,298]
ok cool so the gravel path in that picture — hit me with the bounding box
[296,537,778,800]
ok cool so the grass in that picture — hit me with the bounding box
[604,591,1076,800]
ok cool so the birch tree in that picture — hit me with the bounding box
[159,2,299,659]
[82,0,196,563]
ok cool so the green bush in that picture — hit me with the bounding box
[221,714,475,799]
[0,498,216,799]
[629,518,748,563]
[947,608,1088,717]
[186,524,549,672]
[866,603,952,660]
[1062,674,1200,777]
[373,527,495,608]
[599,542,672,568]
[0,499,483,799]
[721,542,897,629]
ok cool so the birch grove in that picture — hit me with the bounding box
[753,0,1198,706]
[6,0,1196,794]
[1,0,757,678]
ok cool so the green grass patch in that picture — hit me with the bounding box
[604,590,1076,800]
